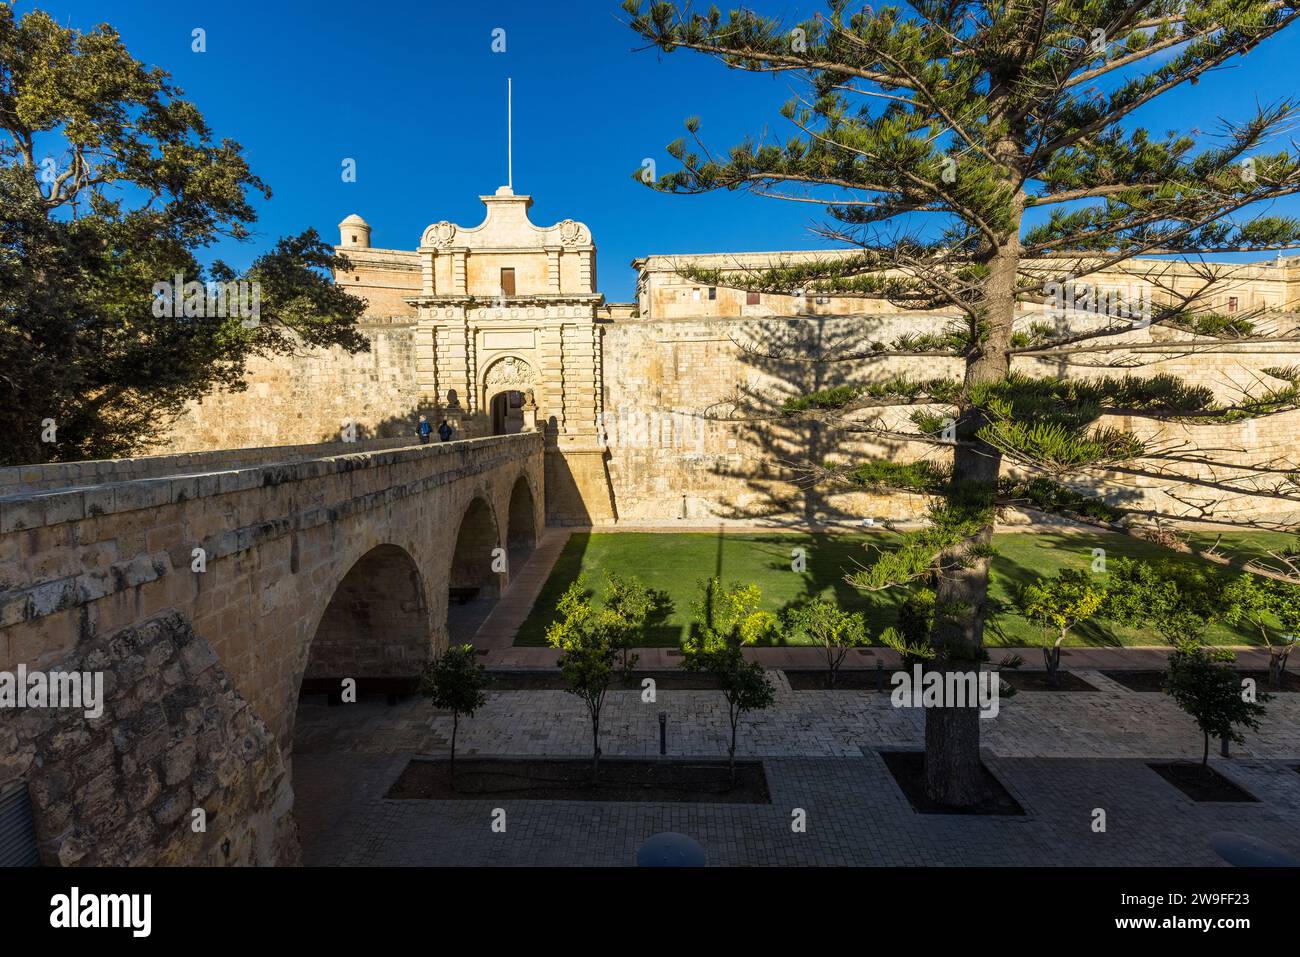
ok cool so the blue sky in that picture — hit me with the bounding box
[23,0,1300,301]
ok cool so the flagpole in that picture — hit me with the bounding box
[507,77,513,190]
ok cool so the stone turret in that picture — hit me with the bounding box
[338,213,371,249]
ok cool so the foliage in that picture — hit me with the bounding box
[682,578,777,785]
[419,644,488,783]
[0,7,367,464]
[1163,640,1271,765]
[599,571,670,675]
[1015,569,1106,685]
[1017,570,1107,645]
[847,458,947,494]
[1103,557,1222,643]
[1166,312,1255,338]
[880,588,936,665]
[785,598,871,686]
[546,579,623,783]
[689,577,779,647]
[1221,573,1300,688]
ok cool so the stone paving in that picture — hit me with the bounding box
[292,673,1300,866]
[294,752,1300,867]
[295,670,1300,761]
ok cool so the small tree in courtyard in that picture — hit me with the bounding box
[1222,573,1300,690]
[601,571,671,678]
[1103,558,1220,644]
[419,644,488,788]
[1015,569,1105,688]
[546,579,623,784]
[682,578,778,786]
[1163,640,1270,766]
[786,598,870,687]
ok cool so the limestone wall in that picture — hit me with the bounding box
[3,612,296,866]
[161,321,426,453]
[147,307,1300,528]
[600,315,1300,527]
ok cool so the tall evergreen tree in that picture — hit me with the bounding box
[626,0,1300,805]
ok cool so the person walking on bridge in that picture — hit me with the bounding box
[417,414,432,444]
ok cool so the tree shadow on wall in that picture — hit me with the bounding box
[698,313,929,524]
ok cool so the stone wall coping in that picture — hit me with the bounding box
[0,433,542,534]
[0,436,421,495]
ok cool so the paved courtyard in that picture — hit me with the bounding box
[292,675,1300,866]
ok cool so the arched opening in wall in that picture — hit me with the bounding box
[300,544,430,692]
[292,543,428,863]
[447,496,503,645]
[506,474,538,575]
[490,390,525,435]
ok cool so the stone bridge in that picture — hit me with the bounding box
[0,433,543,865]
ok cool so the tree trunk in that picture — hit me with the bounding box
[1202,732,1210,767]
[1269,647,1287,690]
[923,179,1023,807]
[449,712,458,791]
[591,710,601,785]
[729,711,739,789]
[923,445,1001,807]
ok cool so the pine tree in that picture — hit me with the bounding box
[626,0,1300,805]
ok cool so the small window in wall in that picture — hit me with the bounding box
[746,291,761,306]
[350,234,358,244]
[692,288,701,301]
[500,268,516,297]
[708,287,717,300]
[1227,296,1239,313]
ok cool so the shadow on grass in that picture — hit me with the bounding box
[512,529,1271,649]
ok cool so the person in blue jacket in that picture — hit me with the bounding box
[437,418,454,442]
[417,415,432,443]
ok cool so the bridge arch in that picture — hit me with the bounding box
[445,492,504,644]
[301,542,431,685]
[506,473,539,570]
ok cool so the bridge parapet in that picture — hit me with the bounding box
[0,436,423,496]
[2,432,543,828]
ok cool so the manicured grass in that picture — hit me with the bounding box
[513,530,1294,649]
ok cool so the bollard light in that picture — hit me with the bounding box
[658,711,667,755]
[875,659,884,692]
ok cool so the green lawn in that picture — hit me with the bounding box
[513,530,1294,649]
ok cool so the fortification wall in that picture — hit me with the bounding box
[161,321,425,453]
[601,315,1300,527]
[147,311,1300,527]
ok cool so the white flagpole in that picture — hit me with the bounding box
[507,77,513,190]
